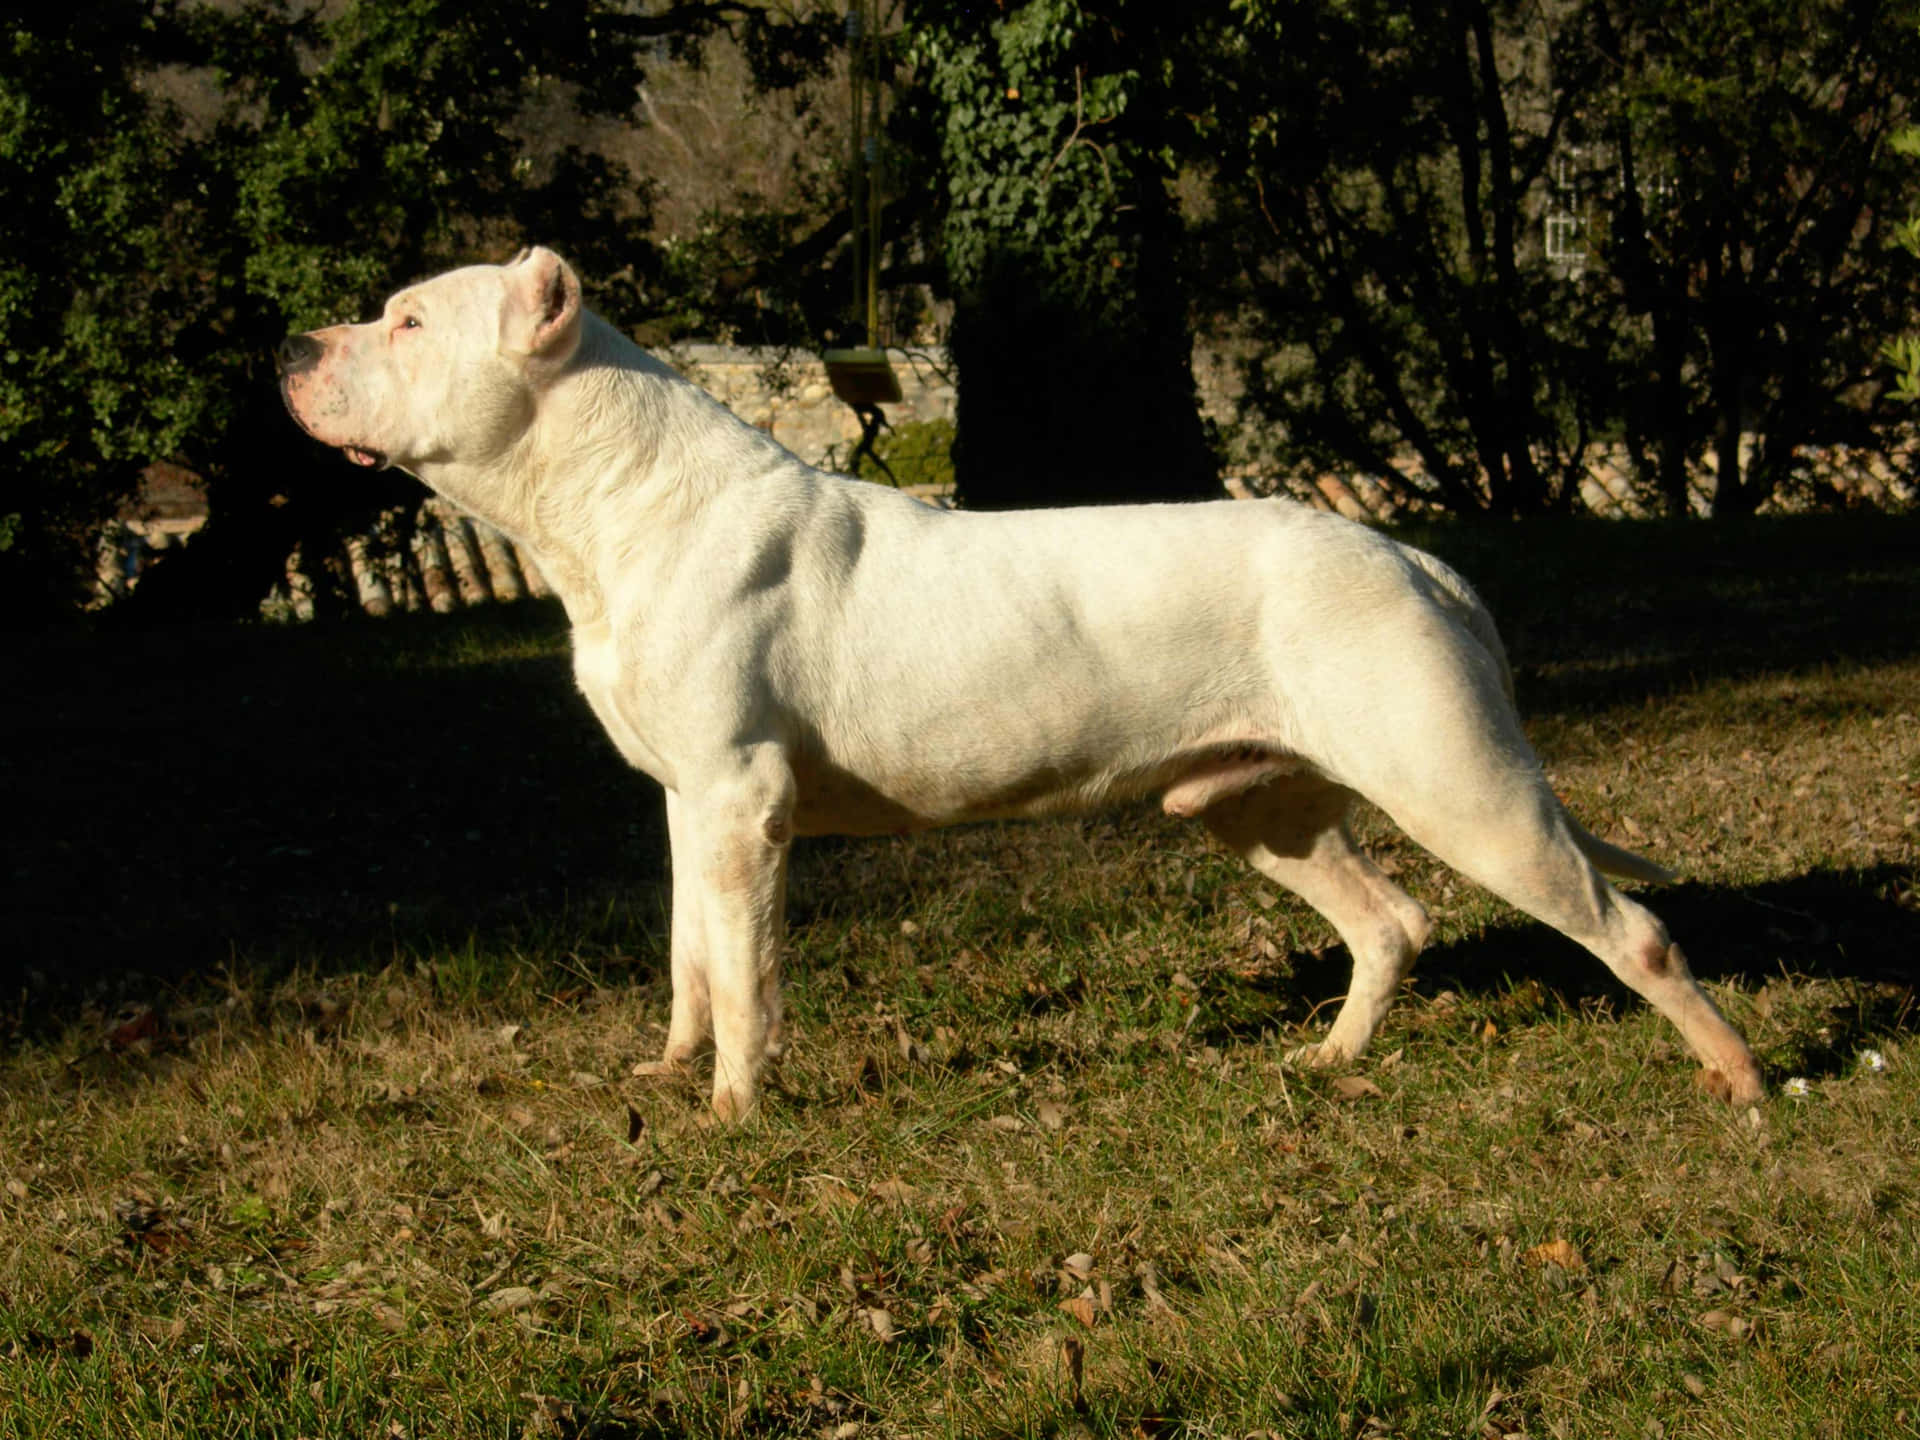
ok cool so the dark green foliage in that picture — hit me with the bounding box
[906,0,1220,509]
[839,416,956,490]
[1581,0,1920,514]
[5,0,1918,619]
[134,0,679,620]
[1199,0,1596,515]
[0,1,837,619]
[1200,0,1920,517]
[0,2,220,614]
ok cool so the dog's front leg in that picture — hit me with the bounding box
[632,788,715,1078]
[678,752,795,1120]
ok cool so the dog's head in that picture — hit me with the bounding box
[277,246,583,476]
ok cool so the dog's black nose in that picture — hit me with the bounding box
[276,334,323,376]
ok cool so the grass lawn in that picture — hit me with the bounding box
[2,513,1917,1438]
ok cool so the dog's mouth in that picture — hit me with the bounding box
[278,376,390,470]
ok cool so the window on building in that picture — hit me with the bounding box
[1545,148,1589,269]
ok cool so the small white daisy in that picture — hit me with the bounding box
[1861,1049,1888,1074]
[1783,1076,1812,1098]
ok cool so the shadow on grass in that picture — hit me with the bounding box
[3,602,670,1035]
[1199,864,1919,1069]
[1418,864,1920,993]
[1407,512,1920,714]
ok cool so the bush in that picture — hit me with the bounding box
[844,417,957,492]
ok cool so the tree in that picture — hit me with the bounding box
[1198,0,1614,515]
[904,0,1221,509]
[0,0,222,615]
[1,0,844,620]
[1199,0,1920,518]
[1892,0,1920,409]
[7,0,1913,619]
[137,0,660,618]
[1893,117,1920,400]
[1585,0,1920,514]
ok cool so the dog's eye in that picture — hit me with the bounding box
[398,316,421,331]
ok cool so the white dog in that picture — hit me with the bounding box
[279,246,1763,1118]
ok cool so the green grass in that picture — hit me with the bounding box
[2,513,1917,1437]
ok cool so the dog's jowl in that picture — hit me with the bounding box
[279,247,1763,1118]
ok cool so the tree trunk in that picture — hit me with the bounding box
[1652,303,1694,517]
[1704,272,1760,516]
[949,254,1218,510]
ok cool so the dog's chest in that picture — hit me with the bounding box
[570,629,676,783]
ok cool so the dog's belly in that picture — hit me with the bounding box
[789,740,1312,837]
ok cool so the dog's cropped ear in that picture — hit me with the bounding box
[503,246,582,363]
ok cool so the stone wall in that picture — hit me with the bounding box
[663,344,958,472]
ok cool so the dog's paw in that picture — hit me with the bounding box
[631,1056,692,1080]
[709,1085,759,1124]
[1696,1063,1765,1106]
[1283,1040,1354,1069]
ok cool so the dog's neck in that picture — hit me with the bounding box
[414,314,807,628]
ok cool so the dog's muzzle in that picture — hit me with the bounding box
[276,333,323,377]
[274,333,387,468]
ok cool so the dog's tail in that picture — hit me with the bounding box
[1567,814,1677,885]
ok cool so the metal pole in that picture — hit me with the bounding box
[864,0,882,348]
[848,2,866,338]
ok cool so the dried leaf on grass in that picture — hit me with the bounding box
[1524,1238,1586,1272]
[894,1022,931,1065]
[115,1196,192,1254]
[473,1202,508,1238]
[1136,1261,1176,1315]
[1698,1309,1754,1339]
[869,1177,918,1207]
[136,1316,186,1345]
[807,1178,861,1211]
[477,1285,537,1315]
[1057,1292,1097,1327]
[105,1005,159,1053]
[1331,1076,1383,1101]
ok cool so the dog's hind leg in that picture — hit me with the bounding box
[1370,758,1762,1104]
[1294,608,1760,1102]
[1203,779,1432,1066]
